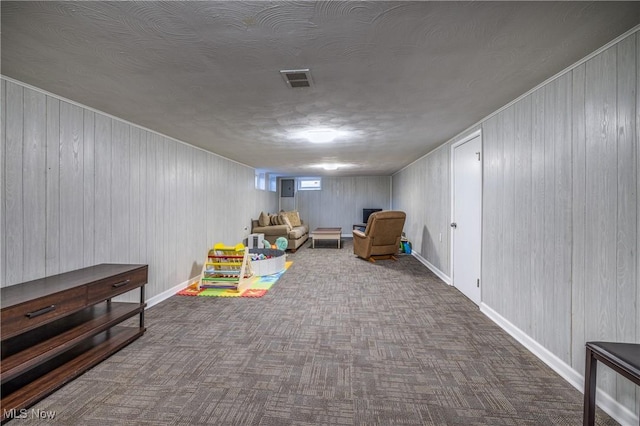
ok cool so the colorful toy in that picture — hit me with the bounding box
[249,248,286,276]
[198,242,253,292]
[275,237,288,251]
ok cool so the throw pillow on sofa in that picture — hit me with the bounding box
[281,214,293,231]
[258,211,270,227]
[283,211,301,227]
[270,213,291,230]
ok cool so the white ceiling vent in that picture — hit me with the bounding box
[280,69,313,88]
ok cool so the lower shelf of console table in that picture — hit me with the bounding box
[0,264,148,423]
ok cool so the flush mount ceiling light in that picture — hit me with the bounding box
[290,128,350,143]
[311,162,353,171]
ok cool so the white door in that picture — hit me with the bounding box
[451,132,482,305]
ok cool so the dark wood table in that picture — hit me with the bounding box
[1,264,148,423]
[583,341,640,425]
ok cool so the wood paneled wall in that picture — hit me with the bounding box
[293,176,391,233]
[483,71,575,360]
[393,33,640,417]
[392,143,452,275]
[1,78,278,300]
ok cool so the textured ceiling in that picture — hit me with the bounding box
[2,2,639,176]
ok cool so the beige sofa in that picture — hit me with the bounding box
[251,211,309,252]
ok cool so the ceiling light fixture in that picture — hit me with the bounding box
[291,128,350,144]
[312,162,354,171]
[304,129,338,143]
[322,163,339,171]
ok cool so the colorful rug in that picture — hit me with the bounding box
[177,261,292,298]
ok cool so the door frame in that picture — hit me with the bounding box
[449,129,483,300]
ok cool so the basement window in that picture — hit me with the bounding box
[297,177,321,191]
[268,174,277,192]
[255,172,266,190]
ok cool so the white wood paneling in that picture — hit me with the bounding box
[138,130,148,267]
[59,101,84,272]
[296,176,390,235]
[441,147,451,272]
[124,126,142,304]
[513,95,532,334]
[571,63,587,374]
[551,73,572,363]
[585,45,618,397]
[166,137,177,288]
[482,115,501,310]
[431,146,450,273]
[206,154,216,249]
[83,110,95,268]
[616,34,638,411]
[1,79,5,286]
[1,77,277,299]
[392,30,640,421]
[502,106,516,321]
[392,142,451,276]
[110,120,130,263]
[154,134,167,293]
[637,32,640,417]
[193,150,207,278]
[175,143,187,283]
[5,82,23,286]
[529,88,545,344]
[145,132,159,293]
[542,81,557,355]
[94,113,112,264]
[22,88,46,282]
[129,127,142,265]
[45,95,60,276]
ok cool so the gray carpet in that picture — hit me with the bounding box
[15,240,617,425]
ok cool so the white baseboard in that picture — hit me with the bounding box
[480,303,639,426]
[146,276,199,309]
[411,251,451,285]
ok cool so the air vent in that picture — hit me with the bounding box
[280,69,313,88]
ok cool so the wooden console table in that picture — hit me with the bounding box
[1,264,148,422]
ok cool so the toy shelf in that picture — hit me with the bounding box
[198,243,253,292]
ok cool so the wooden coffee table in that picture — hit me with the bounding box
[311,227,342,248]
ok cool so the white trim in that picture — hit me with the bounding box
[450,129,482,149]
[146,276,200,309]
[0,75,254,171]
[449,129,483,284]
[411,251,451,285]
[395,127,481,176]
[480,303,639,426]
[449,131,483,307]
[393,25,640,177]
[474,24,640,134]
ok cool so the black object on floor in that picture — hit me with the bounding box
[583,341,640,425]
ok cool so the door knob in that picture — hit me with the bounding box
[450,223,457,228]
